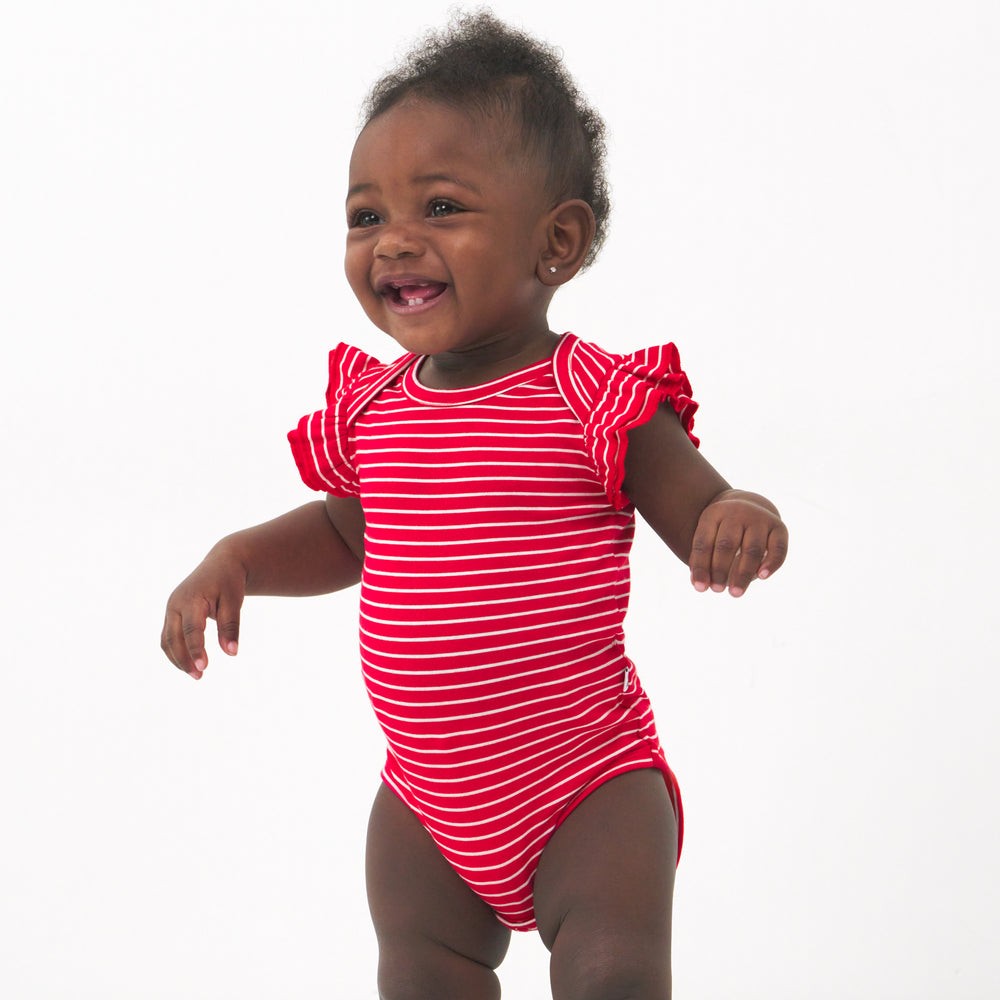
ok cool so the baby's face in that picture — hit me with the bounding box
[345,99,555,360]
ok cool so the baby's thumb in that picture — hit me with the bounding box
[215,589,242,656]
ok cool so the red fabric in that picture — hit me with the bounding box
[288,333,695,931]
[554,336,698,510]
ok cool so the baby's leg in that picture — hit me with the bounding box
[533,769,678,1000]
[365,782,512,1000]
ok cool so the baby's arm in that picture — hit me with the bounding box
[623,406,788,596]
[160,495,364,679]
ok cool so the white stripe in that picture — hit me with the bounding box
[365,659,611,703]
[361,502,609,515]
[360,473,593,484]
[360,410,572,423]
[360,640,616,678]
[362,511,617,531]
[383,711,628,783]
[360,456,591,469]
[363,540,625,563]
[364,526,619,549]
[360,553,624,578]
[373,679,624,743]
[361,489,601,499]
[359,617,614,653]
[360,597,618,633]
[361,579,618,609]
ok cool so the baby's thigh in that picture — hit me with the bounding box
[533,769,678,1000]
[365,783,511,1000]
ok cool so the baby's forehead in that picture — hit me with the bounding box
[377,95,539,152]
[351,97,543,180]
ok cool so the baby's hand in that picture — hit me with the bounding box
[160,550,247,680]
[689,490,788,598]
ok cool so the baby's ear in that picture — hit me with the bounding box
[538,199,596,285]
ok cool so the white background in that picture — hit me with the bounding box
[2,1,997,997]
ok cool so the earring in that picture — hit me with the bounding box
[549,266,557,273]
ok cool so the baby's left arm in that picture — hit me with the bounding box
[623,405,788,597]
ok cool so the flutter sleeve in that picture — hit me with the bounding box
[287,343,381,496]
[555,337,699,511]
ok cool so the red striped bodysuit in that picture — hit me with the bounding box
[288,333,698,931]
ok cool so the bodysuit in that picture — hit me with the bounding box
[288,333,698,931]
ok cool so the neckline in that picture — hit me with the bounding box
[401,333,574,406]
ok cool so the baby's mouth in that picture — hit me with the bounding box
[383,281,448,306]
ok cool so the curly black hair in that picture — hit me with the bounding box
[361,9,610,270]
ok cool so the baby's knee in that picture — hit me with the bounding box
[551,930,671,1000]
[376,942,502,1000]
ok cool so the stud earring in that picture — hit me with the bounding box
[549,266,557,273]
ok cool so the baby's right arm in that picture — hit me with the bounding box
[160,495,364,680]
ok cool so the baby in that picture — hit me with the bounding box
[162,11,788,999]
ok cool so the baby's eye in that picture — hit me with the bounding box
[428,199,460,218]
[349,209,382,228]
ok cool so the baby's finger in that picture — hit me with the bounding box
[757,522,790,580]
[727,526,769,597]
[214,586,242,656]
[709,520,744,593]
[180,601,211,679]
[689,516,720,592]
[160,610,184,670]
[160,607,201,678]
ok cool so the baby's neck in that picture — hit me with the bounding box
[419,330,562,389]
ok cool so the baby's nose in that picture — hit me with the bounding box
[374,223,423,259]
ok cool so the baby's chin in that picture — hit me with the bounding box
[357,308,452,359]
[378,324,483,360]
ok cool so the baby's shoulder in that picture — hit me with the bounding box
[323,342,415,411]
[554,333,690,421]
